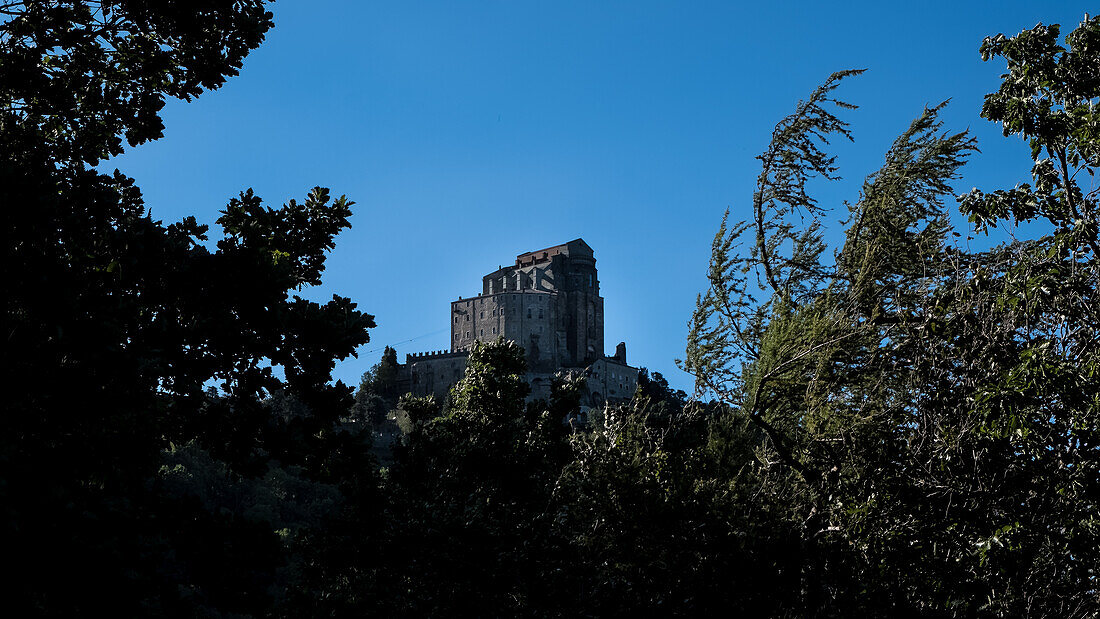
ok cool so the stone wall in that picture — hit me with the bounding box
[584,355,639,407]
[405,350,468,400]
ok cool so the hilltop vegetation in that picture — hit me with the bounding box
[3,3,1097,616]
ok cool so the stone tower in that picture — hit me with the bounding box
[450,239,604,371]
[401,239,637,404]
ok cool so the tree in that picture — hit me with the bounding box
[1,0,274,164]
[683,16,1099,616]
[352,345,401,426]
[963,16,1100,259]
[385,338,571,615]
[3,2,377,614]
[551,393,803,617]
[634,368,689,419]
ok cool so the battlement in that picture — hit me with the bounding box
[405,350,468,363]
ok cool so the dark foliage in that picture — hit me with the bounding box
[684,14,1098,617]
[3,2,376,615]
[4,4,1097,617]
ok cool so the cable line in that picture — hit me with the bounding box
[359,327,450,356]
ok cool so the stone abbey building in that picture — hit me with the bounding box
[397,239,639,406]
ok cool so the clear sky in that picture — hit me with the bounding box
[104,1,1088,393]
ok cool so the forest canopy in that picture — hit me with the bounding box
[3,3,1097,616]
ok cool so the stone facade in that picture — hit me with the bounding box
[398,239,638,405]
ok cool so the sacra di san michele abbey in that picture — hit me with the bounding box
[396,239,639,406]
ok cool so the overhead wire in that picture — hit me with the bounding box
[358,327,450,356]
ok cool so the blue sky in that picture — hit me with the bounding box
[104,1,1088,393]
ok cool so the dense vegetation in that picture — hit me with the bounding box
[3,2,1097,616]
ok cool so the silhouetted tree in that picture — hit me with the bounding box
[383,339,572,615]
[352,345,401,426]
[3,2,376,614]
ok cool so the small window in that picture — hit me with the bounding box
[480,311,484,319]
[539,310,543,319]
[480,329,484,336]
